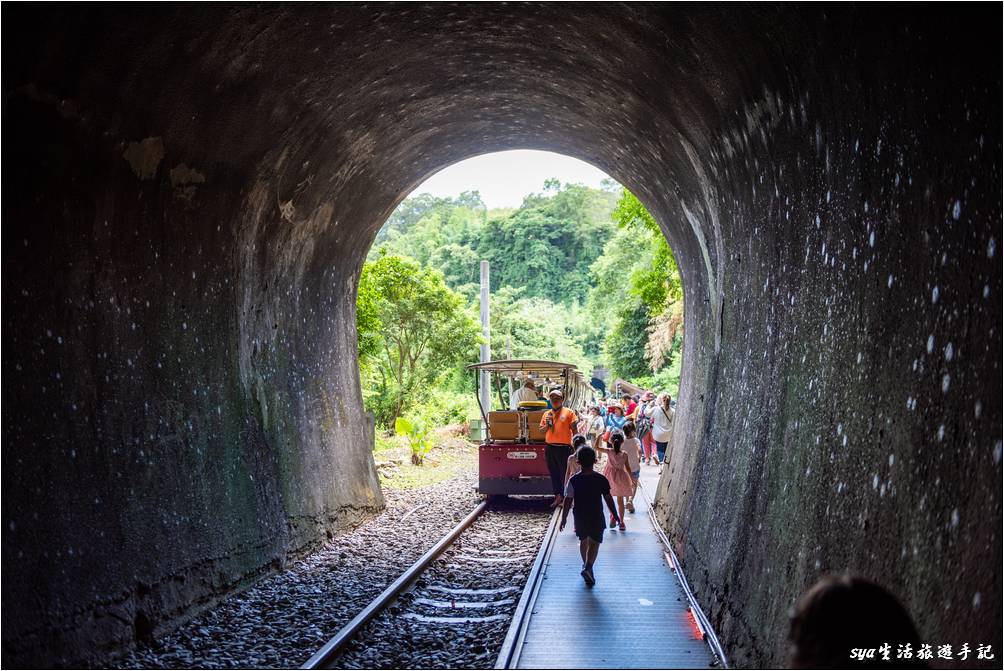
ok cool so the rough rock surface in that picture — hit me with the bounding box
[2,4,1000,667]
[119,469,481,669]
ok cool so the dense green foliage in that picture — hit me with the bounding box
[603,299,652,380]
[476,184,617,303]
[593,190,685,389]
[357,180,686,433]
[489,287,594,374]
[357,254,481,426]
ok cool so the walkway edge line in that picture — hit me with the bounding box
[639,482,730,669]
[494,506,562,669]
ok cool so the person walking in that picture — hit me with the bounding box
[585,406,605,450]
[540,389,578,508]
[596,432,634,530]
[601,404,626,467]
[559,445,620,586]
[605,404,627,436]
[636,391,657,464]
[631,394,643,420]
[651,393,675,466]
[564,434,588,488]
[620,421,642,513]
[621,393,637,418]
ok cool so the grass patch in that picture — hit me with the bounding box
[374,425,478,490]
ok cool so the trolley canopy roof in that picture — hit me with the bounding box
[613,378,645,396]
[466,359,580,378]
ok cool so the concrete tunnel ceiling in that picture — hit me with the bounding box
[2,3,1001,667]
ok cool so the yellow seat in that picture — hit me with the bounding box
[517,400,548,409]
[526,410,547,442]
[487,411,521,442]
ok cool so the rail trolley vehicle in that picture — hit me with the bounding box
[467,359,596,496]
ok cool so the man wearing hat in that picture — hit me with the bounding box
[540,389,578,508]
[509,377,538,410]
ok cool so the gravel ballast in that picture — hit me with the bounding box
[120,466,487,669]
[333,498,552,669]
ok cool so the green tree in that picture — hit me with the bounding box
[588,226,646,318]
[428,242,481,292]
[371,193,486,267]
[589,189,685,381]
[358,182,683,415]
[376,193,451,244]
[357,254,481,425]
[356,267,382,368]
[610,190,682,316]
[603,299,652,380]
[476,183,617,305]
[487,288,593,375]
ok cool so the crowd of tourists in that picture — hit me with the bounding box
[536,386,677,586]
[541,391,929,666]
[579,390,676,465]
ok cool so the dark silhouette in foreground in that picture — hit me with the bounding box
[788,575,925,669]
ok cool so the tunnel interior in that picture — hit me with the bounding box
[2,4,1001,667]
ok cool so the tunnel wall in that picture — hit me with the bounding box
[2,5,1000,668]
[1,7,383,666]
[652,9,1003,666]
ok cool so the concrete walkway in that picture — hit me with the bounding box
[515,463,714,668]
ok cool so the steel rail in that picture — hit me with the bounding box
[493,506,562,669]
[301,500,489,669]
[637,481,730,668]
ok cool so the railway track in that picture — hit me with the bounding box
[303,482,725,670]
[302,497,559,669]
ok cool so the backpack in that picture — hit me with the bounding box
[635,405,653,437]
[637,415,653,437]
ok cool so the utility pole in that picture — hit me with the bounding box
[506,332,513,397]
[479,261,491,413]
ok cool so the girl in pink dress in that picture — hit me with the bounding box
[598,432,634,531]
[564,434,588,488]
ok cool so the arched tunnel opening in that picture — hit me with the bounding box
[358,149,688,463]
[2,4,1000,668]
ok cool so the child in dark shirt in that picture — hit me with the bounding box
[559,445,621,586]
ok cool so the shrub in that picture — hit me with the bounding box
[394,416,435,465]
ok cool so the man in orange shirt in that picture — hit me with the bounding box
[540,389,579,507]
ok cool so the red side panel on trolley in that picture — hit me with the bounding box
[478,443,552,495]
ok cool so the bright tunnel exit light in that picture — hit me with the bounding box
[413,150,614,209]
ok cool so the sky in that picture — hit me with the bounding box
[409,150,616,209]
